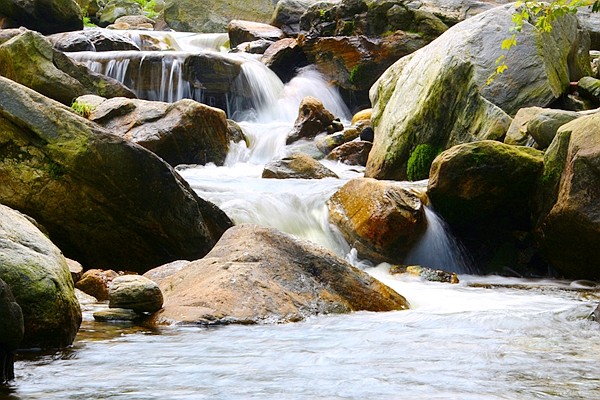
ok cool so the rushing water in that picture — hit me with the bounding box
[6,30,600,399]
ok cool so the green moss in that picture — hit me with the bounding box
[406,143,441,181]
[348,64,368,86]
[71,99,94,118]
[45,158,66,179]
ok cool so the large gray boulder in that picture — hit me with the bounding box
[48,28,141,52]
[0,76,232,273]
[0,30,135,106]
[271,0,320,36]
[0,204,81,349]
[78,95,230,167]
[163,0,277,32]
[534,112,600,280]
[366,4,590,181]
[412,0,511,26]
[0,0,83,34]
[147,224,409,325]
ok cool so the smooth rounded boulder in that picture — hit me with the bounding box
[366,4,590,180]
[0,76,232,273]
[262,153,339,179]
[109,275,163,313]
[534,112,600,279]
[147,224,409,325]
[78,95,230,167]
[428,140,544,231]
[328,178,426,264]
[0,30,135,106]
[0,204,81,349]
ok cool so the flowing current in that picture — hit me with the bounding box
[5,31,600,400]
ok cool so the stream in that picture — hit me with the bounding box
[3,30,600,399]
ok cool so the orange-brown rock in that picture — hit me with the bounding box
[75,269,119,301]
[328,178,426,264]
[147,224,409,325]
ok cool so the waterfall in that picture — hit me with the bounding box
[404,206,475,274]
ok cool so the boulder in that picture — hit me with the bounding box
[534,112,600,279]
[504,107,545,146]
[299,0,447,40]
[428,140,544,231]
[527,109,580,149]
[577,8,600,50]
[351,108,371,125]
[0,27,26,45]
[412,0,511,26]
[315,127,359,154]
[261,38,309,83]
[328,178,426,264]
[66,258,84,284]
[75,269,119,301]
[0,76,232,273]
[262,153,338,179]
[271,0,320,37]
[389,265,459,284]
[0,204,81,349]
[78,95,230,167]
[0,31,136,106]
[301,32,430,92]
[577,76,600,106]
[148,224,409,325]
[97,0,143,27]
[232,39,275,55]
[366,4,590,180]
[48,28,141,52]
[428,141,545,275]
[228,20,284,48]
[109,15,156,30]
[93,307,141,322]
[109,275,163,313]
[163,0,277,33]
[0,278,23,383]
[0,0,82,34]
[325,140,372,166]
[287,96,336,144]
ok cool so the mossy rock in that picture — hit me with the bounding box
[0,204,81,349]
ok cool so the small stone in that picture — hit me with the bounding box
[75,269,119,301]
[93,308,140,322]
[66,258,84,284]
[390,265,459,284]
[109,275,163,313]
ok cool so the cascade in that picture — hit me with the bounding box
[404,205,475,274]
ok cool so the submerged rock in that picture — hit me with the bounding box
[78,95,230,167]
[262,153,339,179]
[148,224,409,325]
[0,76,232,273]
[0,30,135,106]
[389,265,459,284]
[93,307,141,322]
[534,112,600,280]
[0,204,81,349]
[328,178,426,264]
[366,4,589,180]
